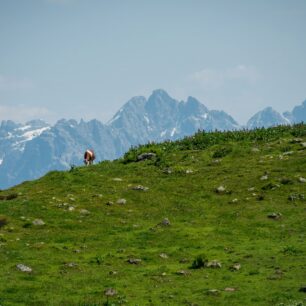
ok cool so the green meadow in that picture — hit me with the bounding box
[0,124,305,306]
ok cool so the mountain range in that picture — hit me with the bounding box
[0,89,305,189]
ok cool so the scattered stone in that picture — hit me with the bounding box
[185,169,193,174]
[230,198,238,203]
[207,289,220,296]
[301,142,306,148]
[283,151,294,156]
[267,212,282,220]
[116,198,127,205]
[212,159,221,164]
[106,201,114,206]
[132,185,149,191]
[262,183,280,190]
[68,206,75,211]
[260,175,268,181]
[288,193,305,201]
[104,288,117,297]
[163,168,172,174]
[73,249,81,253]
[251,148,260,152]
[16,264,32,273]
[215,186,226,194]
[109,271,118,275]
[290,138,303,143]
[32,219,45,226]
[179,258,189,263]
[230,263,241,271]
[65,262,78,268]
[127,258,141,264]
[224,287,236,292]
[113,178,123,182]
[248,187,255,191]
[299,286,306,292]
[299,177,306,183]
[159,253,168,259]
[206,260,222,268]
[160,218,171,226]
[80,209,90,215]
[176,270,190,276]
[137,152,156,162]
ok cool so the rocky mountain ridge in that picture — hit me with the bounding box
[0,89,305,189]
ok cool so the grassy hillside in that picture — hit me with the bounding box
[0,124,305,306]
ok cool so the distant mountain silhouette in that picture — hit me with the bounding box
[0,90,305,189]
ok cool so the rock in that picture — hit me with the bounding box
[206,260,222,268]
[163,168,172,174]
[65,262,78,268]
[185,169,193,174]
[68,206,75,211]
[230,263,241,271]
[251,148,260,152]
[127,258,141,264]
[299,177,306,183]
[113,178,123,182]
[32,219,45,226]
[260,175,268,181]
[159,253,168,259]
[106,201,114,206]
[267,212,282,220]
[104,288,117,297]
[132,185,149,191]
[137,152,156,161]
[224,287,236,292]
[288,193,304,201]
[176,270,190,276]
[301,142,306,148]
[230,198,238,203]
[290,138,303,143]
[283,151,294,156]
[116,198,127,205]
[160,218,171,226]
[207,289,220,296]
[215,186,226,194]
[248,187,255,191]
[80,209,90,215]
[16,264,32,273]
[109,270,118,275]
[299,286,306,292]
[179,258,189,263]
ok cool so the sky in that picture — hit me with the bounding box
[0,0,305,125]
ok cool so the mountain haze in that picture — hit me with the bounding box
[0,90,305,189]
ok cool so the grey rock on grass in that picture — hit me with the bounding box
[127,258,141,264]
[16,264,32,272]
[32,219,45,226]
[132,185,149,191]
[117,198,127,205]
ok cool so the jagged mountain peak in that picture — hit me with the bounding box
[247,106,290,129]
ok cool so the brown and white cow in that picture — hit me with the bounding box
[84,149,95,166]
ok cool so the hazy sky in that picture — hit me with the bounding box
[0,0,305,125]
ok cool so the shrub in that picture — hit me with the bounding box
[190,255,207,269]
[212,146,232,158]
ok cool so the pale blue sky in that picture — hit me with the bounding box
[0,0,305,124]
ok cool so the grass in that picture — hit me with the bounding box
[0,124,305,305]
